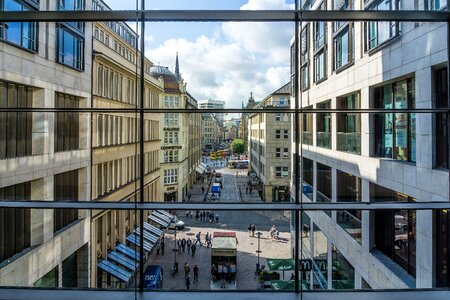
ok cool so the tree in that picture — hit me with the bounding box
[231,138,245,154]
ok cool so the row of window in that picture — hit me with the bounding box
[164,113,179,127]
[303,77,421,164]
[163,95,180,108]
[96,114,159,147]
[163,149,179,163]
[163,169,178,185]
[0,169,80,263]
[96,64,138,105]
[1,81,83,159]
[94,26,136,65]
[275,129,289,139]
[1,0,85,69]
[92,0,137,48]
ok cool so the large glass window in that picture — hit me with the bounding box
[54,170,79,233]
[303,106,313,145]
[0,182,31,263]
[372,183,416,277]
[374,78,416,162]
[0,80,33,159]
[0,0,38,51]
[366,0,399,51]
[314,2,327,83]
[57,0,84,70]
[301,24,310,90]
[431,0,447,10]
[337,93,360,154]
[55,93,80,152]
[336,170,361,243]
[436,209,450,287]
[435,68,448,169]
[316,100,331,149]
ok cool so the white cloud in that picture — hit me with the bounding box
[145,0,293,108]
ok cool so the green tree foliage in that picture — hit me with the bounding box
[231,138,245,154]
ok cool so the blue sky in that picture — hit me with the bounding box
[105,0,295,108]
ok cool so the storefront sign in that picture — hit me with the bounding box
[299,259,327,271]
[166,186,177,191]
[161,146,182,150]
[163,127,179,131]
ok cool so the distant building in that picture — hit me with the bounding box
[151,55,200,202]
[248,83,291,202]
[239,92,257,149]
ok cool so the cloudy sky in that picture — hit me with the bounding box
[105,0,295,108]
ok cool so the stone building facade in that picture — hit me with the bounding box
[249,83,291,202]
[293,0,449,290]
[0,0,92,288]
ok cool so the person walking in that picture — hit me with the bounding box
[246,186,249,194]
[195,210,199,223]
[201,186,205,194]
[187,238,192,253]
[215,212,219,223]
[181,238,186,252]
[248,224,252,237]
[184,262,190,278]
[191,243,196,257]
[185,275,191,290]
[251,224,256,237]
[193,265,199,283]
[205,232,210,246]
[195,232,202,246]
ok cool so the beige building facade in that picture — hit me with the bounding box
[249,83,291,202]
[89,0,162,287]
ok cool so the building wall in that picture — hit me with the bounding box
[292,0,448,289]
[0,0,92,287]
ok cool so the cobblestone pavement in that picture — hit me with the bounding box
[146,212,292,290]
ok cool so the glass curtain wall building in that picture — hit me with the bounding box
[0,1,450,300]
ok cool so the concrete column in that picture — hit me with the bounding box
[76,244,89,288]
[415,67,433,169]
[327,241,333,289]
[416,210,433,288]
[32,89,47,156]
[331,168,337,221]
[361,179,374,251]
[331,98,337,151]
[312,161,317,202]
[360,86,371,157]
[312,104,317,147]
[354,269,362,289]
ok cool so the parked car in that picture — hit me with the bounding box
[143,265,163,289]
[167,215,185,230]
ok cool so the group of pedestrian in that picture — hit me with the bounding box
[204,232,213,248]
[270,224,279,240]
[195,210,219,223]
[247,224,256,237]
[184,262,200,289]
[211,263,233,288]
[177,238,197,257]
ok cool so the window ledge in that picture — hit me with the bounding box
[335,61,355,74]
[0,38,38,55]
[367,34,401,56]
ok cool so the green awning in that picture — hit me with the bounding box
[266,259,295,271]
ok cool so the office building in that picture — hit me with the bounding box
[0,0,92,288]
[293,0,449,290]
[90,0,162,287]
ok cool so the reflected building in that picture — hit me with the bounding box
[0,0,93,288]
[293,0,449,290]
[90,0,162,287]
[248,83,291,202]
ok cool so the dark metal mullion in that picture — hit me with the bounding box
[294,1,300,294]
[138,0,145,293]
[447,10,450,202]
[2,10,450,22]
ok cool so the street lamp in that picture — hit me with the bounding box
[256,231,262,270]
[173,230,178,272]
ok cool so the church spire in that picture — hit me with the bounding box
[175,52,180,80]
